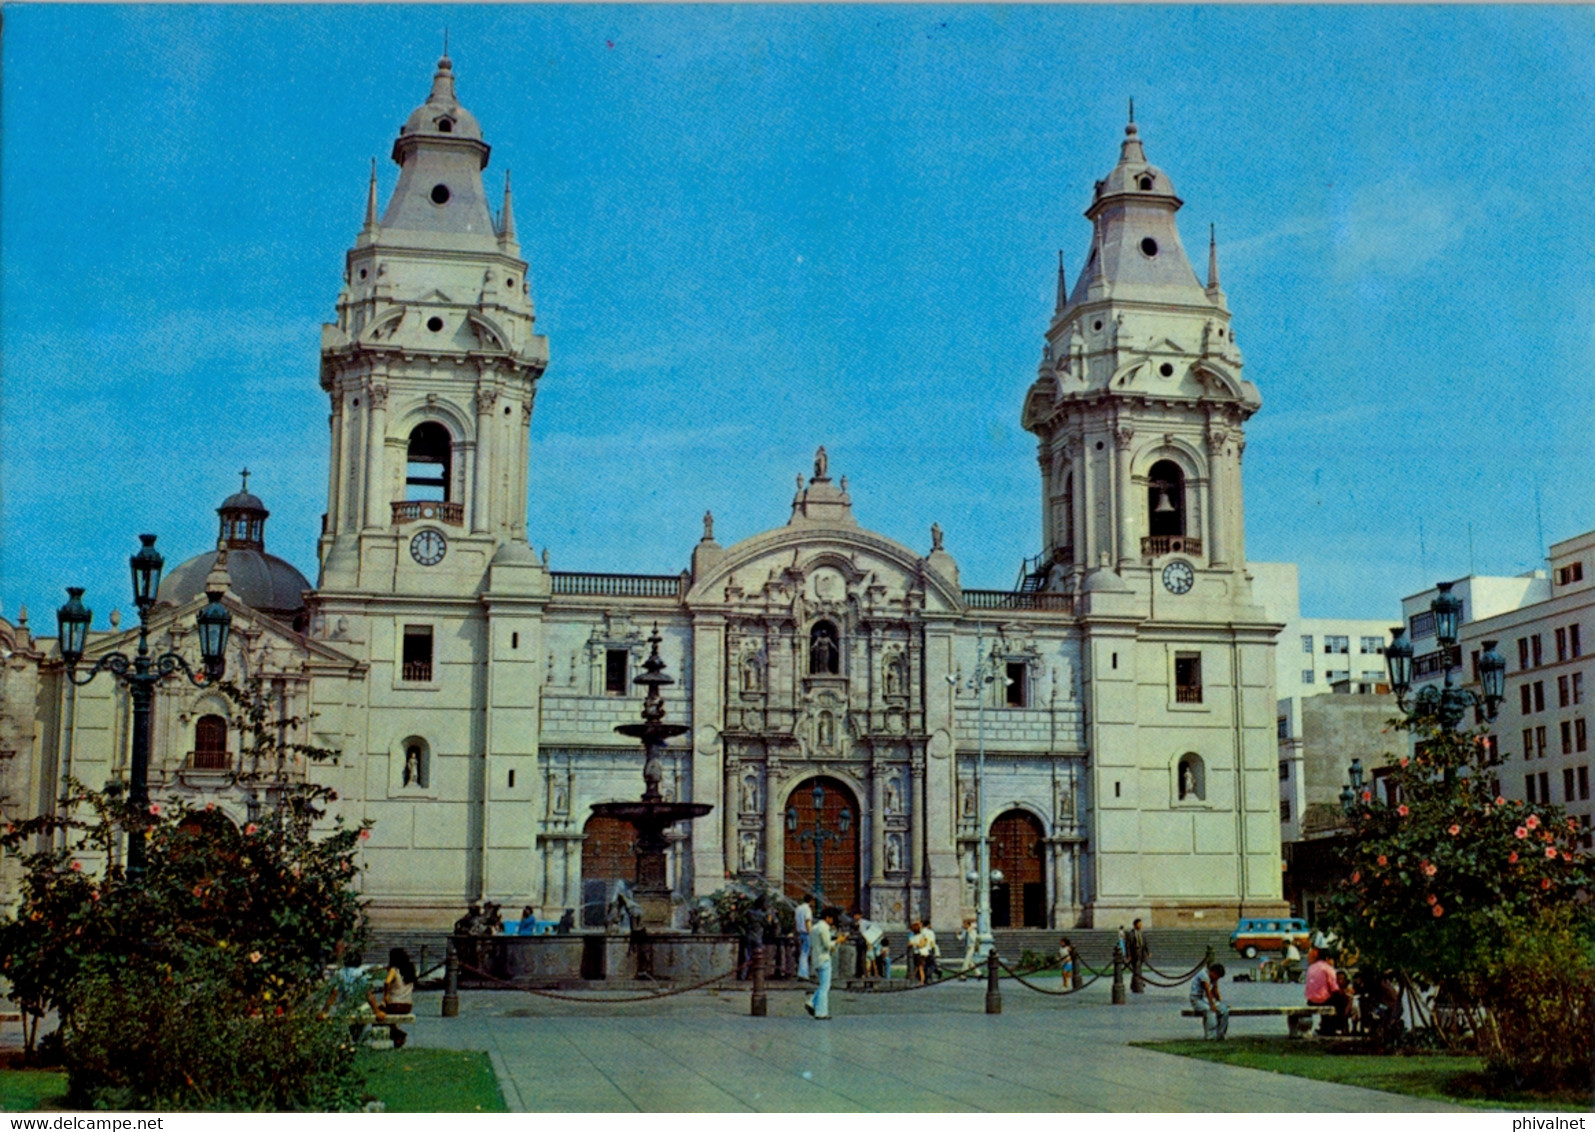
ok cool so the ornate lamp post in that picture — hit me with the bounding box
[1384,581,1506,735]
[946,626,1008,957]
[786,780,851,906]
[55,534,232,873]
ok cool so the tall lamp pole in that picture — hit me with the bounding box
[1383,581,1506,743]
[947,626,1008,957]
[787,780,851,906]
[55,534,232,874]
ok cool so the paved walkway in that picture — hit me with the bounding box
[406,975,1464,1112]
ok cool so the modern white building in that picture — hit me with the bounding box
[2,57,1291,931]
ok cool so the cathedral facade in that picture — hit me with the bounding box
[4,59,1286,931]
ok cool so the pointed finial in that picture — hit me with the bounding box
[444,26,450,60]
[499,170,518,245]
[1207,223,1222,292]
[702,510,715,542]
[1128,97,1135,125]
[240,467,251,493]
[1054,249,1068,314]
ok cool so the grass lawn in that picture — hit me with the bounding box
[355,1047,508,1113]
[0,1049,506,1113]
[1135,1038,1590,1112]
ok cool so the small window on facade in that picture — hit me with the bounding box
[1565,767,1577,803]
[1536,725,1547,757]
[1561,720,1573,755]
[1579,764,1591,801]
[402,626,434,682]
[1277,716,1289,739]
[1559,675,1570,708]
[1534,681,1546,712]
[511,632,519,649]
[605,648,628,694]
[1532,635,1544,667]
[809,621,840,675]
[1174,652,1202,703]
[1280,798,1291,822]
[1301,635,1313,654]
[1526,773,1538,803]
[1572,624,1583,657]
[1004,661,1027,707]
[1539,771,1550,802]
[1575,672,1585,704]
[1557,628,1568,663]
[1523,727,1534,761]
[1519,639,1530,670]
[406,422,452,502]
[1521,685,1533,714]
[193,713,229,770]
[1360,636,1384,654]
[1278,758,1289,778]
[1578,717,1588,752]
[1324,635,1349,655]
[1147,460,1186,539]
[1138,175,1154,190]
[1301,669,1315,685]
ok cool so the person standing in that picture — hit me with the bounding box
[956,917,980,979]
[805,907,846,1020]
[794,895,815,979]
[1058,936,1080,990]
[1189,962,1229,1040]
[1128,917,1151,994]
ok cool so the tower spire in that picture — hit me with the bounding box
[361,158,379,234]
[1206,223,1223,297]
[499,169,518,249]
[1054,249,1068,315]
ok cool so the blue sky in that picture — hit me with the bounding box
[4,6,1594,630]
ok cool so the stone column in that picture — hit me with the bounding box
[562,837,578,911]
[473,387,496,533]
[870,761,886,887]
[1233,439,1248,564]
[1080,432,1097,567]
[723,757,739,878]
[326,405,344,533]
[764,766,785,894]
[513,398,532,538]
[362,384,388,529]
[1114,425,1135,566]
[1205,424,1229,567]
[908,754,924,896]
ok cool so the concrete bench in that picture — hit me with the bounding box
[1182,1005,1332,1038]
[366,1012,416,1050]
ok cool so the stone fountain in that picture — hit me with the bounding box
[589,625,712,931]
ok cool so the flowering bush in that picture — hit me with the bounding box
[1321,719,1594,988]
[0,678,371,1108]
[1473,905,1595,1092]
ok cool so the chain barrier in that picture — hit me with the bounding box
[1144,959,1209,982]
[456,959,738,1003]
[1131,960,1209,989]
[839,967,981,994]
[993,956,1104,996]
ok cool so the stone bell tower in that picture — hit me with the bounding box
[1022,114,1285,924]
[317,53,548,596]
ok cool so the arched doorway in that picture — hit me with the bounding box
[783,777,859,912]
[989,809,1046,928]
[581,814,637,927]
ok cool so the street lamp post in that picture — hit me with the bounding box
[947,626,1009,958]
[786,780,851,906]
[55,534,232,874]
[1383,581,1506,741]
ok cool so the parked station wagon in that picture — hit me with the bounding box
[1229,917,1311,959]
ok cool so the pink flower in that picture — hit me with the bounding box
[192,886,203,898]
[1400,757,1409,768]
[1432,905,1444,917]
[245,823,258,835]
[249,951,262,963]
[1526,814,1540,830]
[1361,790,1372,802]
[1376,855,1388,866]
[1448,824,1461,836]
[1515,827,1529,840]
[1350,871,1361,884]
[1508,852,1519,864]
[70,860,82,872]
[1546,846,1558,859]
[359,829,371,840]
[205,802,215,812]
[1422,862,1437,877]
[1541,878,1553,891]
[1495,796,1507,806]
[148,803,161,816]
[1397,805,1409,817]
[1426,893,1437,905]
[89,891,99,902]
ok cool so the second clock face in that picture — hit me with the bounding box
[410,529,447,567]
[1162,559,1195,595]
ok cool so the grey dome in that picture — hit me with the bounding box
[158,549,310,624]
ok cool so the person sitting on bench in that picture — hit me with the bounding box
[368,947,416,1049]
[1189,962,1229,1041]
[1305,947,1353,1035]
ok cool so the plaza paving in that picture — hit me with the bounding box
[406,975,1463,1112]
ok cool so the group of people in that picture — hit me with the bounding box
[325,944,417,1049]
[1188,941,1403,1042]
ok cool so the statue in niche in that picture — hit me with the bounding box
[739,834,759,872]
[960,785,977,819]
[884,655,904,697]
[884,774,901,817]
[403,746,422,788]
[1180,761,1198,801]
[742,653,763,692]
[741,774,759,814]
[817,711,836,750]
[1055,781,1073,825]
[884,833,903,872]
[814,446,828,479]
[553,783,569,814]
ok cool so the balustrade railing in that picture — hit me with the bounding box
[551,573,683,598]
[1141,535,1202,557]
[962,590,1074,613]
[391,500,465,526]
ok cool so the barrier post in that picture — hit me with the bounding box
[1111,952,1126,1005]
[985,951,1002,1015]
[441,938,460,1018]
[750,943,768,1017]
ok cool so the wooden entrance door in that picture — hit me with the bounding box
[582,814,638,926]
[783,777,860,912]
[990,809,1046,928]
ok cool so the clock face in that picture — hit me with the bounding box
[1162,559,1195,595]
[410,529,447,567]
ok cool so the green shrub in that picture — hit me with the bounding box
[1475,907,1595,1094]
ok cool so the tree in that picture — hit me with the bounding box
[0,677,371,1109]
